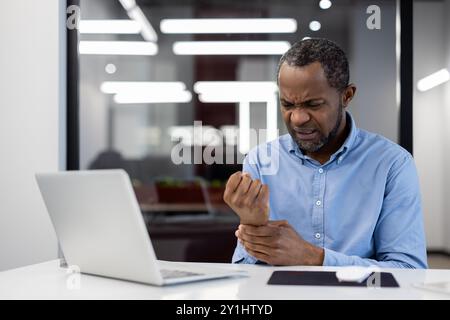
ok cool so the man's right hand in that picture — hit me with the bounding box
[223,171,269,226]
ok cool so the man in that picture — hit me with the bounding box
[223,38,427,268]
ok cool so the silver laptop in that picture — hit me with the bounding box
[35,169,245,286]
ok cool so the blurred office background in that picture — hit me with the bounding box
[77,0,400,263]
[0,0,449,271]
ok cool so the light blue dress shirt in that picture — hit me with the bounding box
[232,112,427,268]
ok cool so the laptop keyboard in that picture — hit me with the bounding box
[161,269,204,279]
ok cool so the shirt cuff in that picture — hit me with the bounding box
[232,254,258,264]
[232,243,258,264]
[323,248,350,266]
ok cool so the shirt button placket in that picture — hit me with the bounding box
[314,168,326,246]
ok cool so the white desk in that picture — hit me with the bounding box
[0,260,449,300]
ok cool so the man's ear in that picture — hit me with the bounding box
[342,84,356,107]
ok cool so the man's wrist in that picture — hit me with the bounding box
[304,243,325,266]
[314,246,325,266]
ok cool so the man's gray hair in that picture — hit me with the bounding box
[277,38,350,91]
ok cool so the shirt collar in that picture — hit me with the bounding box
[288,111,358,165]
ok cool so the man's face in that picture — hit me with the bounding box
[279,61,344,153]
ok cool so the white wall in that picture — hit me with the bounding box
[0,0,65,271]
[413,1,450,251]
[444,0,450,252]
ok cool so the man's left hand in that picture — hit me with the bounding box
[235,220,324,266]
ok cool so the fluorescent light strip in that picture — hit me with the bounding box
[417,68,450,92]
[127,6,158,42]
[199,93,273,103]
[194,81,278,93]
[160,18,297,34]
[239,101,251,154]
[114,91,192,104]
[194,81,278,152]
[100,81,191,104]
[173,41,290,55]
[118,0,157,42]
[79,41,158,55]
[101,81,186,94]
[266,95,278,142]
[79,20,141,34]
[118,0,136,11]
[195,81,278,102]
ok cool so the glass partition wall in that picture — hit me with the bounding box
[74,0,403,262]
[413,0,450,253]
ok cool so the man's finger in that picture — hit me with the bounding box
[225,171,243,193]
[268,220,289,227]
[246,248,270,264]
[256,184,269,204]
[243,240,273,256]
[234,174,252,197]
[235,230,244,245]
[246,179,262,204]
[239,224,279,237]
[237,228,278,248]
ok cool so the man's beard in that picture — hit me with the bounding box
[289,104,343,153]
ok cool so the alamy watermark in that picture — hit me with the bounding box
[366,5,381,30]
[365,266,382,288]
[66,5,80,30]
[66,265,81,290]
[170,121,280,176]
[66,4,381,32]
